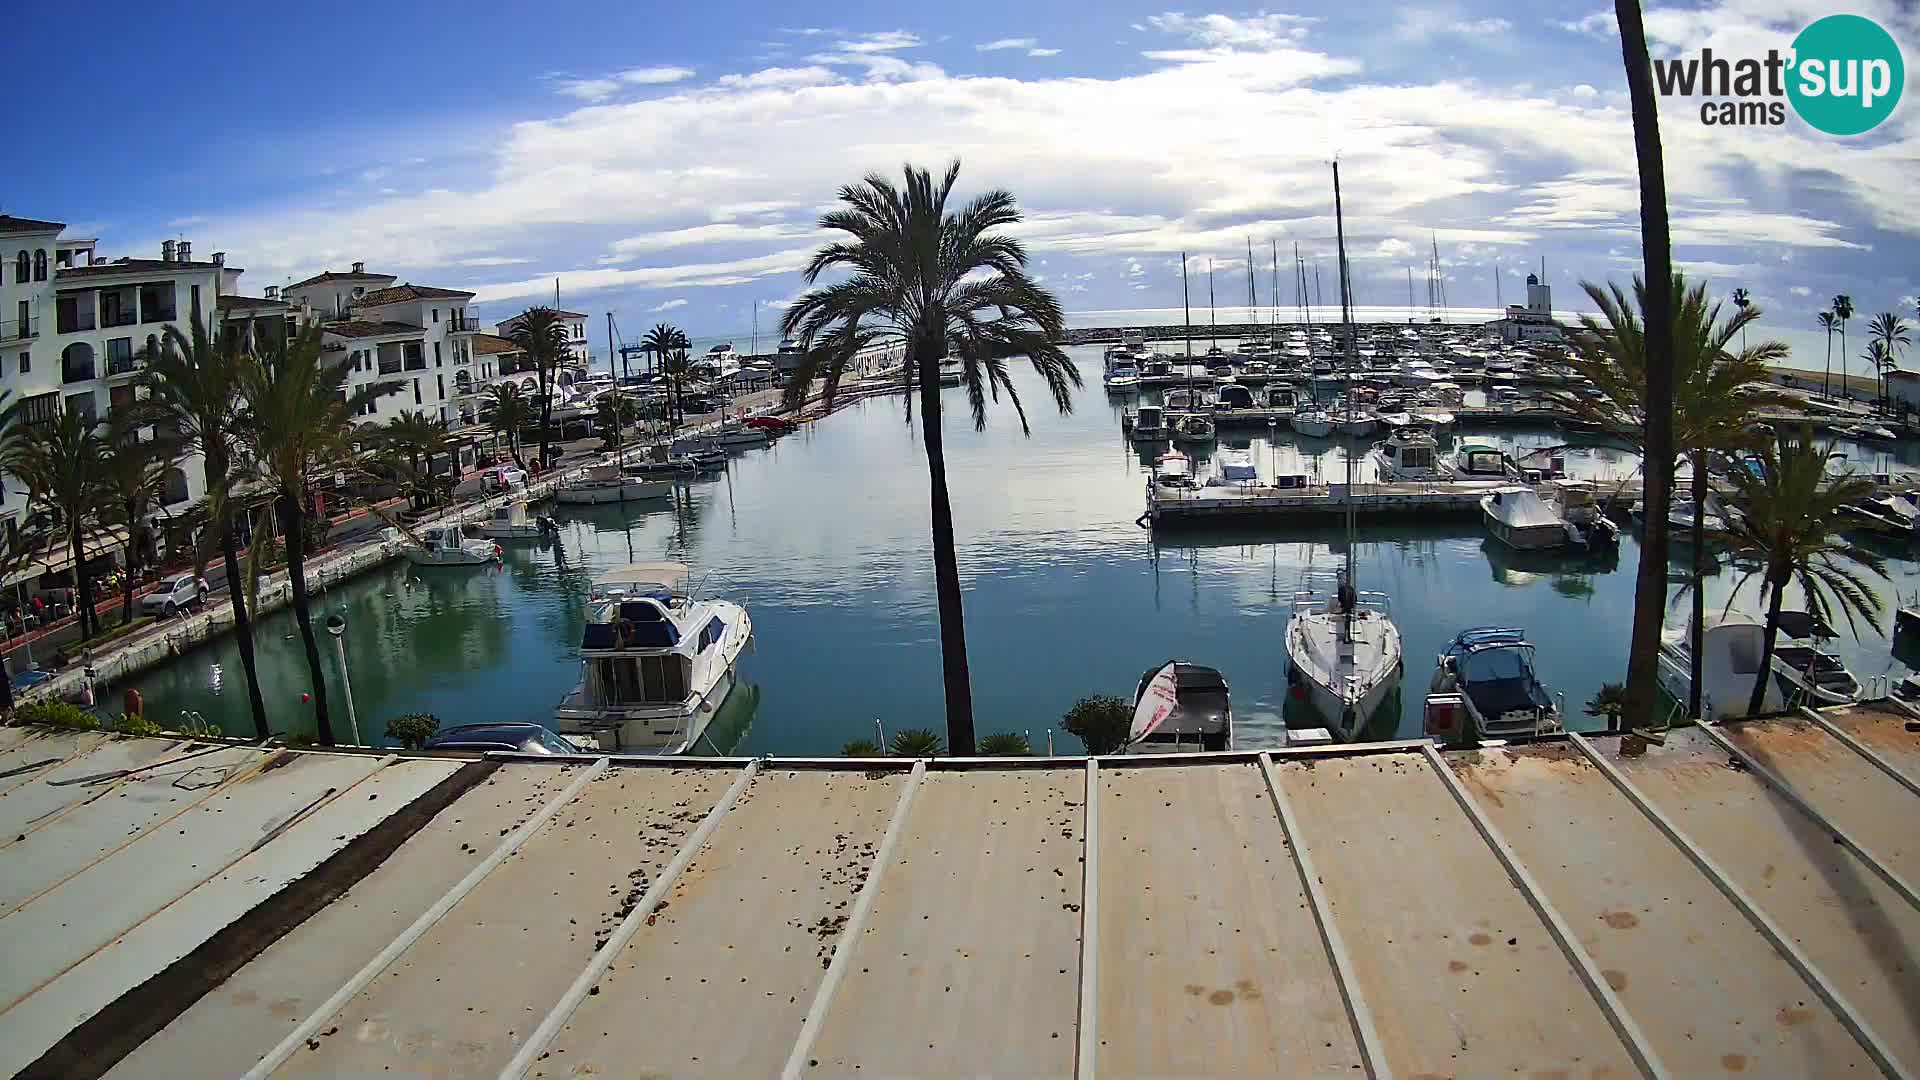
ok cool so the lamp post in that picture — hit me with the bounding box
[325,611,361,746]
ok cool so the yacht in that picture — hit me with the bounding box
[477,500,557,541]
[1213,383,1255,410]
[937,358,964,386]
[553,464,673,505]
[1546,480,1621,549]
[1371,426,1450,482]
[555,563,752,754]
[1209,448,1258,487]
[1153,449,1197,489]
[710,421,773,447]
[1452,441,1512,479]
[403,526,501,567]
[1292,407,1334,438]
[1173,413,1216,445]
[1130,404,1171,442]
[1481,486,1584,550]
[1104,359,1141,390]
[1336,409,1377,437]
[1426,627,1563,744]
[1841,492,1920,538]
[1659,612,1859,720]
[1126,661,1232,753]
[1286,571,1403,741]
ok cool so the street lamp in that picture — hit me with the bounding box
[325,611,362,746]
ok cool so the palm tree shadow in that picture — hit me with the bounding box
[1731,727,1920,1049]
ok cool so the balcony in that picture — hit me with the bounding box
[101,310,138,329]
[62,359,97,384]
[0,317,36,343]
[55,311,95,334]
[447,315,480,333]
[378,357,403,376]
[403,357,427,372]
[106,354,144,378]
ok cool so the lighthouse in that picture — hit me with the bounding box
[1484,263,1563,344]
[1525,272,1550,315]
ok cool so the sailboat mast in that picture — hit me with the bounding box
[1181,252,1193,358]
[1208,259,1217,349]
[607,310,623,469]
[1246,236,1257,327]
[750,300,758,357]
[1270,239,1280,337]
[1406,267,1414,321]
[1332,160,1357,586]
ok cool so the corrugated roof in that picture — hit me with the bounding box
[6,704,1920,1079]
[355,284,476,306]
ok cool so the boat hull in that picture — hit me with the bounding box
[555,613,751,754]
[1482,509,1569,550]
[553,479,672,504]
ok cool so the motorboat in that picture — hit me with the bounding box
[1546,480,1621,549]
[1173,413,1216,445]
[1666,493,1730,535]
[1841,492,1920,538]
[1336,409,1377,437]
[403,526,501,567]
[668,437,731,467]
[1126,661,1232,753]
[1286,571,1403,741]
[1769,610,1863,707]
[553,464,673,505]
[1213,383,1255,410]
[1130,404,1170,442]
[1452,441,1511,479]
[1209,448,1259,487]
[1425,627,1563,744]
[555,562,752,754]
[1657,614,1793,720]
[710,422,772,447]
[1165,387,1213,412]
[1371,426,1450,482]
[937,358,964,386]
[1104,360,1141,390]
[1265,386,1297,410]
[1291,408,1333,438]
[1153,449,1197,489]
[628,456,700,477]
[1482,486,1596,550]
[477,500,557,541]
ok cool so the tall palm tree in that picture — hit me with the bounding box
[1550,274,1785,718]
[484,383,530,467]
[1611,0,1678,732]
[644,324,693,427]
[2,406,108,640]
[378,410,450,509]
[595,392,636,447]
[95,410,181,626]
[1731,287,1750,350]
[1719,428,1884,716]
[1832,294,1854,399]
[507,308,569,471]
[236,323,399,744]
[1868,311,1910,410]
[780,161,1081,754]
[1817,311,1838,397]
[141,320,270,736]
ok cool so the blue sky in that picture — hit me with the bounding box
[12,2,1918,361]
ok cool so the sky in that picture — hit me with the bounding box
[12,1,1919,363]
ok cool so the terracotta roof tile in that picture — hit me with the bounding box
[356,284,476,305]
[323,320,427,339]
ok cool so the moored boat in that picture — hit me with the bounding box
[477,500,557,541]
[1480,486,1580,550]
[1425,627,1563,745]
[403,526,501,567]
[1126,660,1232,753]
[553,464,673,505]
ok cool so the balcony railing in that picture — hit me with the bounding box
[107,354,144,377]
[101,310,138,329]
[62,361,97,384]
[377,358,403,376]
[140,308,177,324]
[447,315,480,333]
[0,317,37,342]
[56,313,96,334]
[403,356,427,371]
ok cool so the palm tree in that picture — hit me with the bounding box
[1610,0,1679,732]
[95,410,181,626]
[780,161,1080,754]
[141,320,271,736]
[378,410,450,509]
[484,383,530,467]
[1719,428,1885,716]
[1817,311,1838,398]
[661,349,693,431]
[2,406,107,640]
[1864,340,1895,414]
[644,324,693,427]
[1868,311,1910,411]
[1731,287,1750,350]
[595,393,636,447]
[236,323,400,744]
[507,308,570,471]
[1832,294,1854,399]
[1550,274,1785,719]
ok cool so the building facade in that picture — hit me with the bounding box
[494,308,591,366]
[279,271,478,427]
[1486,272,1563,344]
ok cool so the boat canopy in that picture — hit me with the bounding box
[1216,384,1254,409]
[1217,451,1257,482]
[1483,487,1561,529]
[593,562,691,600]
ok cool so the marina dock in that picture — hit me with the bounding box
[6,702,1920,1078]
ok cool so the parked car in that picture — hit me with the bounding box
[139,573,206,617]
[422,723,583,755]
[481,465,528,491]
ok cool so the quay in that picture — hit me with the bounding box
[2,702,1918,1078]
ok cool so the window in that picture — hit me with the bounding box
[12,251,25,283]
[19,392,55,425]
[18,351,29,375]
[434,341,441,366]
[189,284,200,315]
[138,282,177,323]
[436,374,444,400]
[64,390,96,424]
[33,250,47,281]
[413,378,422,405]
[55,296,94,334]
[106,337,134,374]
[432,309,439,323]
[698,617,726,651]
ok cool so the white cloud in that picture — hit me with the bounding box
[715,66,836,90]
[977,38,1036,52]
[554,77,620,102]
[1791,286,1812,296]
[649,298,689,312]
[551,65,693,102]
[1028,48,1062,57]
[1449,17,1511,34]
[1145,12,1318,48]
[1375,238,1416,259]
[606,222,819,257]
[1555,11,1617,37]
[620,66,694,85]
[1570,84,1598,99]
[471,249,814,305]
[454,256,535,268]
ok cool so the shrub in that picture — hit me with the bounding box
[1062,695,1132,756]
[113,712,165,737]
[14,701,99,730]
[977,732,1032,757]
[888,727,945,757]
[839,738,881,757]
[386,712,441,750]
[172,714,224,739]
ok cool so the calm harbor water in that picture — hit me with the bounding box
[130,342,1920,753]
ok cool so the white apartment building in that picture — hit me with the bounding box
[1,214,231,546]
[495,308,591,366]
[280,269,478,426]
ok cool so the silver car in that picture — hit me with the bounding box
[139,574,205,617]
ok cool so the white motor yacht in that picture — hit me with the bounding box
[403,526,501,567]
[1480,486,1582,550]
[555,562,752,754]
[1104,360,1141,390]
[553,464,673,505]
[1209,448,1258,487]
[1130,404,1170,442]
[1658,612,1859,720]
[1153,449,1197,489]
[478,500,557,541]
[1372,426,1450,482]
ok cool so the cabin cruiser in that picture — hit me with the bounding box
[1425,627,1563,744]
[937,358,964,386]
[1239,361,1271,383]
[1452,441,1511,479]
[1104,359,1141,390]
[1130,404,1170,442]
[1481,485,1613,551]
[1546,480,1621,549]
[1286,571,1403,741]
[1659,612,1859,720]
[1265,386,1297,410]
[1666,493,1731,535]
[1291,407,1333,438]
[1165,387,1213,412]
[403,526,501,567]
[710,421,773,447]
[1336,409,1377,438]
[1209,448,1258,487]
[1153,449,1197,489]
[1126,661,1232,753]
[555,562,752,754]
[1214,383,1255,410]
[1173,414,1216,445]
[1841,492,1920,537]
[553,464,673,505]
[1372,426,1450,482]
[477,500,558,540]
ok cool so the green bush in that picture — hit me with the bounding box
[888,727,945,757]
[839,738,882,757]
[113,712,165,737]
[13,701,100,730]
[1061,695,1132,756]
[386,712,441,750]
[978,732,1032,757]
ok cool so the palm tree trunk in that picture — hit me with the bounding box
[70,530,96,640]
[1686,454,1706,720]
[1839,327,1848,398]
[537,365,554,470]
[917,354,975,756]
[1824,331,1833,398]
[1746,575,1787,717]
[220,520,271,739]
[281,493,335,744]
[121,507,137,627]
[1617,0,1678,732]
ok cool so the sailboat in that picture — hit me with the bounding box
[1284,162,1405,741]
